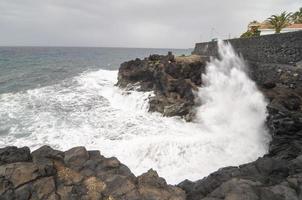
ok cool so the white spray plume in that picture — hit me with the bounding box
[196,40,269,145]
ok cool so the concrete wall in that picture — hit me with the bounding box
[193,31,302,65]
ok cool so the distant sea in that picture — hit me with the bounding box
[0,47,191,94]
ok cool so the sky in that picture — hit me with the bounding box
[0,0,300,48]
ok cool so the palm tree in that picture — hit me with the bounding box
[291,7,302,24]
[267,12,292,33]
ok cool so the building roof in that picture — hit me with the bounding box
[258,22,302,30]
[287,24,302,29]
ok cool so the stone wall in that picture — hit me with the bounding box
[193,31,302,65]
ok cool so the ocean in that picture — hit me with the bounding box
[0,45,269,184]
[0,47,190,94]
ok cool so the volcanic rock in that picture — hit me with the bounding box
[114,47,302,199]
[0,146,185,200]
[117,53,206,120]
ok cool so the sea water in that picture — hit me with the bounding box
[0,45,270,184]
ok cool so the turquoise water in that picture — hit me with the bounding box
[0,47,191,94]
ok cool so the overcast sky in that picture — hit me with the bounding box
[0,0,300,48]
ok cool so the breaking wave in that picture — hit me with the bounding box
[0,42,270,184]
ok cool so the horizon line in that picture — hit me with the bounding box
[0,45,193,50]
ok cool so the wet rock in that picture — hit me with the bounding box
[64,146,89,170]
[95,156,135,181]
[103,175,136,197]
[31,146,61,177]
[149,54,164,61]
[263,86,302,160]
[163,102,191,117]
[0,146,31,165]
[0,176,14,198]
[117,53,205,120]
[268,182,299,200]
[179,156,302,200]
[208,178,261,200]
[262,81,276,89]
[138,169,186,200]
[31,176,57,200]
[102,157,120,168]
[83,177,106,200]
[32,145,64,162]
[0,162,40,188]
[56,185,73,199]
[88,150,105,161]
[55,161,84,185]
[0,147,185,200]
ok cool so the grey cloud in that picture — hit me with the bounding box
[0,0,300,48]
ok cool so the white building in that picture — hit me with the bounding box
[259,23,302,35]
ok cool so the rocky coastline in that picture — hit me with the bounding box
[0,146,185,200]
[115,49,302,199]
[117,53,207,121]
[1,34,302,199]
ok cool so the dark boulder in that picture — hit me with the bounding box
[0,146,185,200]
[137,169,186,200]
[0,146,31,165]
[179,156,302,200]
[64,146,89,171]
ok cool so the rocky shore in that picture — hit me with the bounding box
[0,146,185,200]
[117,52,207,121]
[1,52,301,199]
[116,48,302,199]
[1,33,302,199]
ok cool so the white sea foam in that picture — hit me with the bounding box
[0,42,270,184]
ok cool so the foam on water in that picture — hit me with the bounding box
[0,42,270,184]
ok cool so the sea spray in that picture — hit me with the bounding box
[0,42,270,184]
[196,40,269,146]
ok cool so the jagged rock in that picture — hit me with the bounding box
[137,169,186,200]
[83,177,106,200]
[208,178,261,200]
[117,53,205,120]
[0,146,31,165]
[103,175,136,197]
[31,176,57,199]
[0,146,185,200]
[262,85,302,160]
[0,162,40,188]
[64,146,89,170]
[179,155,302,200]
[262,82,276,89]
[32,145,64,162]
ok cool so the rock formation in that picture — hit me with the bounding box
[117,53,206,121]
[115,44,302,198]
[0,146,185,200]
[1,51,301,199]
